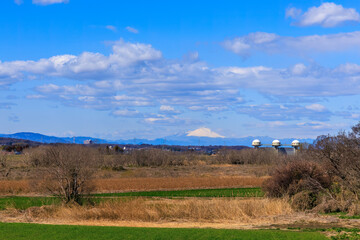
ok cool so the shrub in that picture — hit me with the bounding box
[291,191,320,211]
[262,160,332,198]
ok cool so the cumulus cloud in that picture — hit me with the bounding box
[223,31,360,58]
[1,39,360,105]
[32,0,69,5]
[287,2,360,27]
[126,26,139,34]
[2,39,360,125]
[0,39,162,86]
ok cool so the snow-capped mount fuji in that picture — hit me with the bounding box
[186,127,225,138]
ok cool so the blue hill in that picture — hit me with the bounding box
[0,132,315,147]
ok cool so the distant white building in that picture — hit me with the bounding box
[252,139,301,155]
[83,139,93,145]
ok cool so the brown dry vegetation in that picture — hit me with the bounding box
[92,176,267,193]
[0,180,31,195]
[19,198,293,223]
[99,164,273,179]
[0,176,267,195]
[2,200,359,230]
[1,162,273,181]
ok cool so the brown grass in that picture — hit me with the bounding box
[0,176,267,195]
[0,180,31,194]
[24,198,292,223]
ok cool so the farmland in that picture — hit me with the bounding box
[1,144,360,239]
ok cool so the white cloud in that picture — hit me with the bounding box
[207,106,228,111]
[305,103,327,112]
[14,0,24,5]
[0,39,162,86]
[237,103,332,121]
[285,7,302,19]
[160,105,175,111]
[223,31,360,58]
[287,2,360,27]
[2,39,360,124]
[335,63,360,74]
[112,109,142,117]
[219,63,360,97]
[144,115,200,126]
[26,95,45,99]
[105,25,117,32]
[290,63,307,75]
[126,26,139,34]
[32,0,69,5]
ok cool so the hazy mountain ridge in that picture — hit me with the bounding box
[0,132,314,147]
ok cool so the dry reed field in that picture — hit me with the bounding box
[0,176,267,195]
[104,164,273,178]
[0,180,31,195]
[21,198,293,223]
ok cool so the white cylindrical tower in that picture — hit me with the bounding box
[272,139,281,149]
[291,140,300,149]
[252,139,261,148]
[292,140,300,154]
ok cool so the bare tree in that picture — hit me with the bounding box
[310,122,360,199]
[32,145,101,204]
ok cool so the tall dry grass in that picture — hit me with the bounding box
[0,176,267,195]
[0,180,31,194]
[26,198,292,222]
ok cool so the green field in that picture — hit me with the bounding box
[0,188,264,210]
[0,223,328,240]
[92,187,264,198]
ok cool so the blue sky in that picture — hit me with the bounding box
[1,0,360,139]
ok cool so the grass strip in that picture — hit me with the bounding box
[0,222,328,240]
[0,188,264,210]
[0,196,61,210]
[92,187,264,198]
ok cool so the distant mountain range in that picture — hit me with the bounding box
[0,129,315,147]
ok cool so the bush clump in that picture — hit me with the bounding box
[262,160,332,210]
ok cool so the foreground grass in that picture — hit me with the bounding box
[92,187,264,198]
[0,223,328,240]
